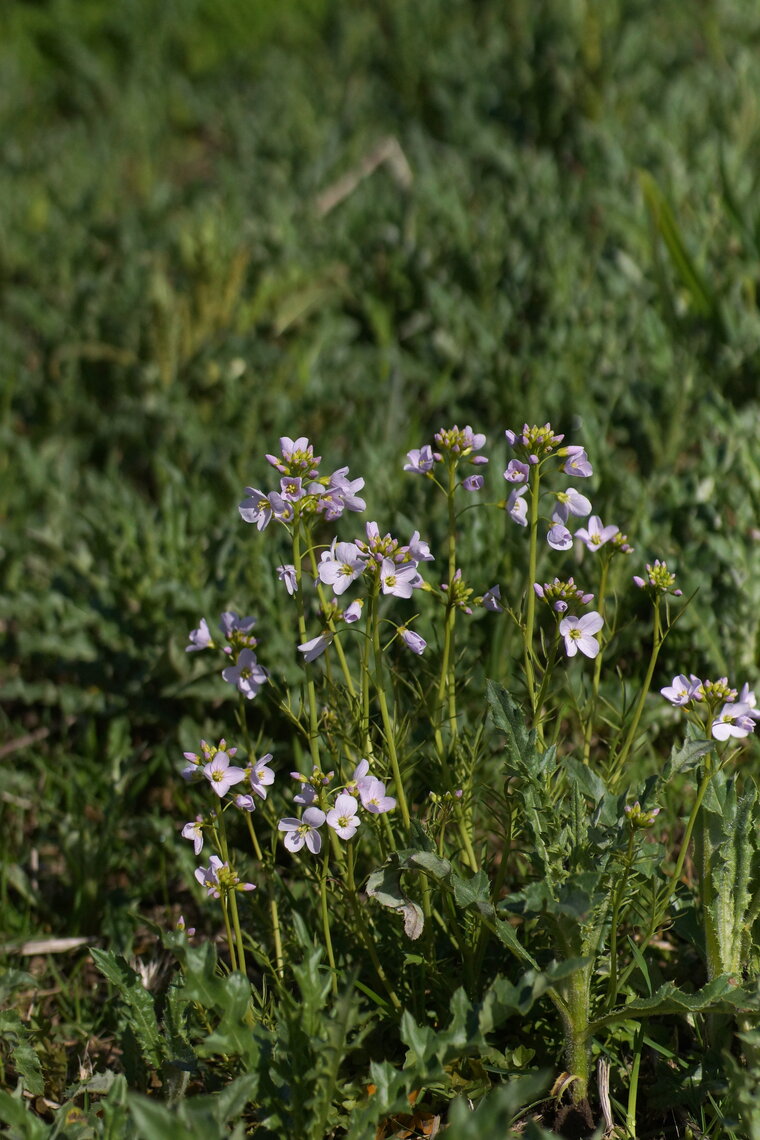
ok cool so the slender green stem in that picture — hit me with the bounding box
[610,602,663,784]
[369,592,411,830]
[228,887,247,976]
[523,465,542,721]
[533,630,560,733]
[626,1023,644,1137]
[219,894,237,972]
[216,806,247,973]
[244,810,264,862]
[606,829,635,1010]
[453,797,479,873]
[319,844,338,996]
[243,811,284,979]
[306,542,357,698]
[582,555,610,763]
[292,519,321,769]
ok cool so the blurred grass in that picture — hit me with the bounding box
[1,0,760,952]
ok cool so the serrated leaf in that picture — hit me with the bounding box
[90,948,163,1070]
[662,735,714,780]
[590,975,758,1032]
[453,869,490,909]
[563,755,607,804]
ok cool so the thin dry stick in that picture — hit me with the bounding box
[314,136,413,216]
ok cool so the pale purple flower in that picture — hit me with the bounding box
[462,474,484,492]
[277,564,298,595]
[507,486,528,526]
[280,476,307,502]
[318,541,367,595]
[235,794,256,811]
[324,467,366,514]
[293,783,317,807]
[552,488,592,524]
[561,445,593,478]
[221,648,269,699]
[661,674,701,706]
[248,753,275,799]
[239,487,273,530]
[504,459,529,484]
[203,751,247,798]
[712,702,758,741]
[380,559,420,598]
[342,599,364,623]
[575,516,619,550]
[404,445,437,474]
[480,585,503,613]
[266,490,294,524]
[278,807,326,853]
[547,523,573,551]
[326,793,361,840]
[400,627,427,654]
[186,618,213,652]
[407,531,434,562]
[176,915,195,936]
[358,777,396,814]
[195,856,225,898]
[181,817,204,856]
[298,631,334,662]
[559,611,604,658]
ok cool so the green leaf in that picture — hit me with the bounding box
[590,975,758,1032]
[453,869,490,909]
[661,735,714,780]
[0,1090,51,1138]
[0,1010,44,1098]
[90,948,163,1071]
[486,680,553,782]
[638,169,721,324]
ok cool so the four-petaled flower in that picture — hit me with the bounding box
[380,559,420,598]
[575,516,619,550]
[221,648,269,699]
[559,612,604,658]
[404,446,437,473]
[358,777,397,814]
[326,793,361,840]
[202,751,247,798]
[278,807,326,853]
[318,541,367,595]
[712,702,759,741]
